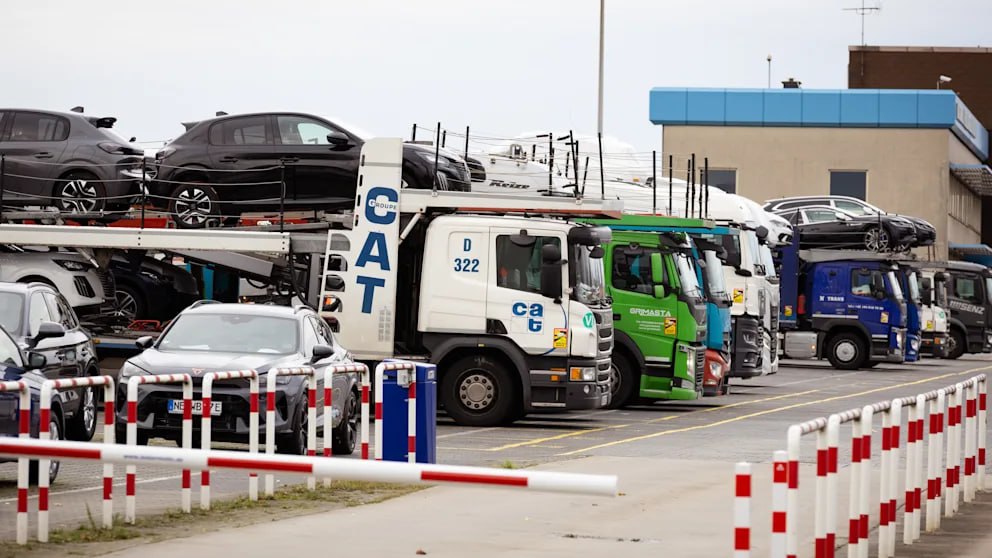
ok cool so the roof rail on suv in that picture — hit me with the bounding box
[188,299,222,309]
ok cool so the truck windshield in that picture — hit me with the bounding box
[570,244,607,306]
[713,234,741,269]
[702,250,728,297]
[907,272,921,304]
[760,245,777,279]
[744,231,763,276]
[936,278,949,307]
[887,271,904,301]
[676,253,703,299]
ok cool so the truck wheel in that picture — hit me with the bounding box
[825,332,867,370]
[441,355,518,426]
[607,352,637,409]
[946,329,966,360]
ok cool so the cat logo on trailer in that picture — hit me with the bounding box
[355,186,398,314]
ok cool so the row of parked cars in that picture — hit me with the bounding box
[0,108,473,229]
[1,288,362,484]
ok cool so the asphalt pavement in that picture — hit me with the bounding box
[2,354,991,556]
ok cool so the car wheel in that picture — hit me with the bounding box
[29,414,62,485]
[864,226,890,252]
[945,328,966,360]
[826,332,868,370]
[169,183,221,229]
[440,355,519,426]
[331,388,359,456]
[55,171,107,213]
[277,406,308,455]
[114,284,147,320]
[67,385,98,441]
[607,352,637,409]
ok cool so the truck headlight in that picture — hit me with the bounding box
[742,331,757,346]
[686,353,696,375]
[911,338,920,351]
[708,361,723,378]
[569,367,596,382]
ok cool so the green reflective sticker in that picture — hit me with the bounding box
[583,312,595,329]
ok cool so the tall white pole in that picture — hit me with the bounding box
[597,0,605,135]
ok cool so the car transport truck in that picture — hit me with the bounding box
[319,138,617,426]
[916,261,992,359]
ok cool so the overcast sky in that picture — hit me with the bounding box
[3,0,988,152]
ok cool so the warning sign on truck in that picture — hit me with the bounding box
[663,317,677,335]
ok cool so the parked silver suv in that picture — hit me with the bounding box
[0,109,145,214]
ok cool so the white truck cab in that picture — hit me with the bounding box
[917,267,951,357]
[320,138,616,426]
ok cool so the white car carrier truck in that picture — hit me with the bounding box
[319,138,618,426]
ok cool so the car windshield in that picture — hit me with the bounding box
[907,272,921,304]
[570,244,607,306]
[675,253,702,299]
[702,250,727,296]
[0,293,24,336]
[158,313,298,354]
[887,272,904,302]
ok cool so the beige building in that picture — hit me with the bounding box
[649,88,992,259]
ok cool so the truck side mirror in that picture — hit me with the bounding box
[653,284,667,299]
[650,252,664,285]
[922,288,933,306]
[540,244,564,301]
[755,226,769,241]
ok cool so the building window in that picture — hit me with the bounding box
[706,169,736,194]
[830,171,867,200]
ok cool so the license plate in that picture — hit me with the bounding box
[167,399,222,416]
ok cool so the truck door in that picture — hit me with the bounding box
[848,267,888,330]
[487,229,568,356]
[608,243,674,367]
[950,272,985,344]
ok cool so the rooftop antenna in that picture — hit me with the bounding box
[844,0,880,47]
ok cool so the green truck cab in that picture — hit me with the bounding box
[585,217,709,407]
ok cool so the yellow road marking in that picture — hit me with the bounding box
[557,364,992,456]
[482,424,631,451]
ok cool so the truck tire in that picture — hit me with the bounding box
[607,352,637,409]
[441,355,518,426]
[825,332,868,370]
[946,329,966,360]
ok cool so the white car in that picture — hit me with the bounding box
[0,247,112,312]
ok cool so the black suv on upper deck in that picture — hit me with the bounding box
[151,112,472,228]
[0,109,145,214]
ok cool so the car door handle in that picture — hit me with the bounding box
[218,156,239,163]
[34,152,54,159]
[280,157,299,164]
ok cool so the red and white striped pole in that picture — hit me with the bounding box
[947,383,963,516]
[360,365,370,460]
[201,370,259,508]
[878,405,892,558]
[407,369,417,464]
[847,416,862,558]
[927,389,945,532]
[884,398,901,557]
[374,363,384,461]
[979,377,987,490]
[734,462,751,558]
[912,393,926,542]
[1,381,30,545]
[903,397,920,545]
[824,414,840,558]
[771,450,788,558]
[264,367,317,496]
[964,381,977,503]
[126,373,192,523]
[39,376,116,542]
[857,406,874,558]
[322,364,368,486]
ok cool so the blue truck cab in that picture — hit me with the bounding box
[689,235,734,395]
[897,264,923,362]
[778,237,907,369]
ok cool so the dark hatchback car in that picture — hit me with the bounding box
[116,301,360,455]
[763,195,936,248]
[0,283,101,443]
[110,254,199,321]
[151,112,472,228]
[0,325,66,484]
[772,205,917,252]
[0,109,145,214]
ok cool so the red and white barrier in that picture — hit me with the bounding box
[374,361,417,462]
[0,435,618,497]
[39,376,115,543]
[201,370,259,508]
[321,363,370,487]
[771,451,787,558]
[761,374,987,558]
[126,373,192,522]
[1,381,30,545]
[735,462,751,558]
[265,367,317,495]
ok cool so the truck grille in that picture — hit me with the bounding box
[592,308,613,359]
[695,348,705,392]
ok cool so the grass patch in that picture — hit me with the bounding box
[498,460,518,469]
[0,480,422,555]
